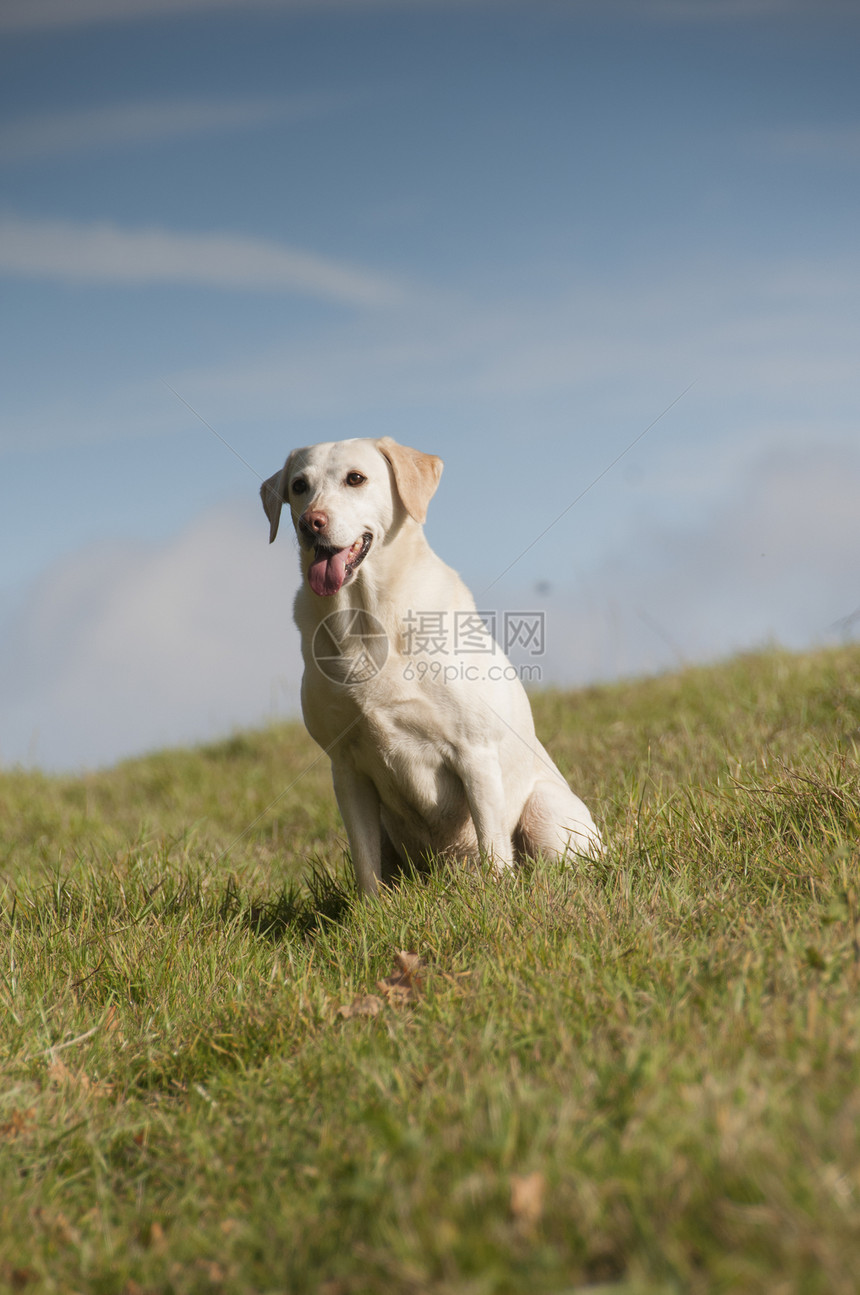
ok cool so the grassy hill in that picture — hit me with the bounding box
[1,645,859,1293]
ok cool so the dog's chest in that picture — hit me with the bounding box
[304,673,465,820]
[360,710,464,820]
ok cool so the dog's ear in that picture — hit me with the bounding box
[260,455,292,544]
[376,438,443,524]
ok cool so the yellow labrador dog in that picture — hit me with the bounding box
[261,437,600,896]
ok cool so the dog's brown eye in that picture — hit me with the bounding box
[291,478,308,495]
[346,472,366,487]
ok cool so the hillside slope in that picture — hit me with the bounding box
[1,645,859,1293]
[4,643,859,882]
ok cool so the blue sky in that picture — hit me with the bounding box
[1,0,859,770]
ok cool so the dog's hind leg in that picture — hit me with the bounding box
[516,777,602,863]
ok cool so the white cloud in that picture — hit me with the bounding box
[0,94,343,163]
[0,216,404,306]
[525,445,860,686]
[0,501,303,770]
[3,445,858,773]
[3,246,859,486]
[162,251,860,428]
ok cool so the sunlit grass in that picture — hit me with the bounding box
[1,644,859,1292]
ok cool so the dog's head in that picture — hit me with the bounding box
[261,437,443,597]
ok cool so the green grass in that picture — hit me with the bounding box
[2,644,860,1293]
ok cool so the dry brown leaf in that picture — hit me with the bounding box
[394,950,424,976]
[510,1171,546,1229]
[338,952,429,1019]
[376,950,426,1006]
[336,994,384,1020]
[0,1107,36,1138]
[47,1056,83,1088]
[47,1057,113,1098]
[148,1221,166,1252]
[376,980,414,1007]
[104,1003,122,1034]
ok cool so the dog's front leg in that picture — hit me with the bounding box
[331,763,383,897]
[457,753,515,872]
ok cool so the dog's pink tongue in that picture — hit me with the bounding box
[308,546,350,597]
